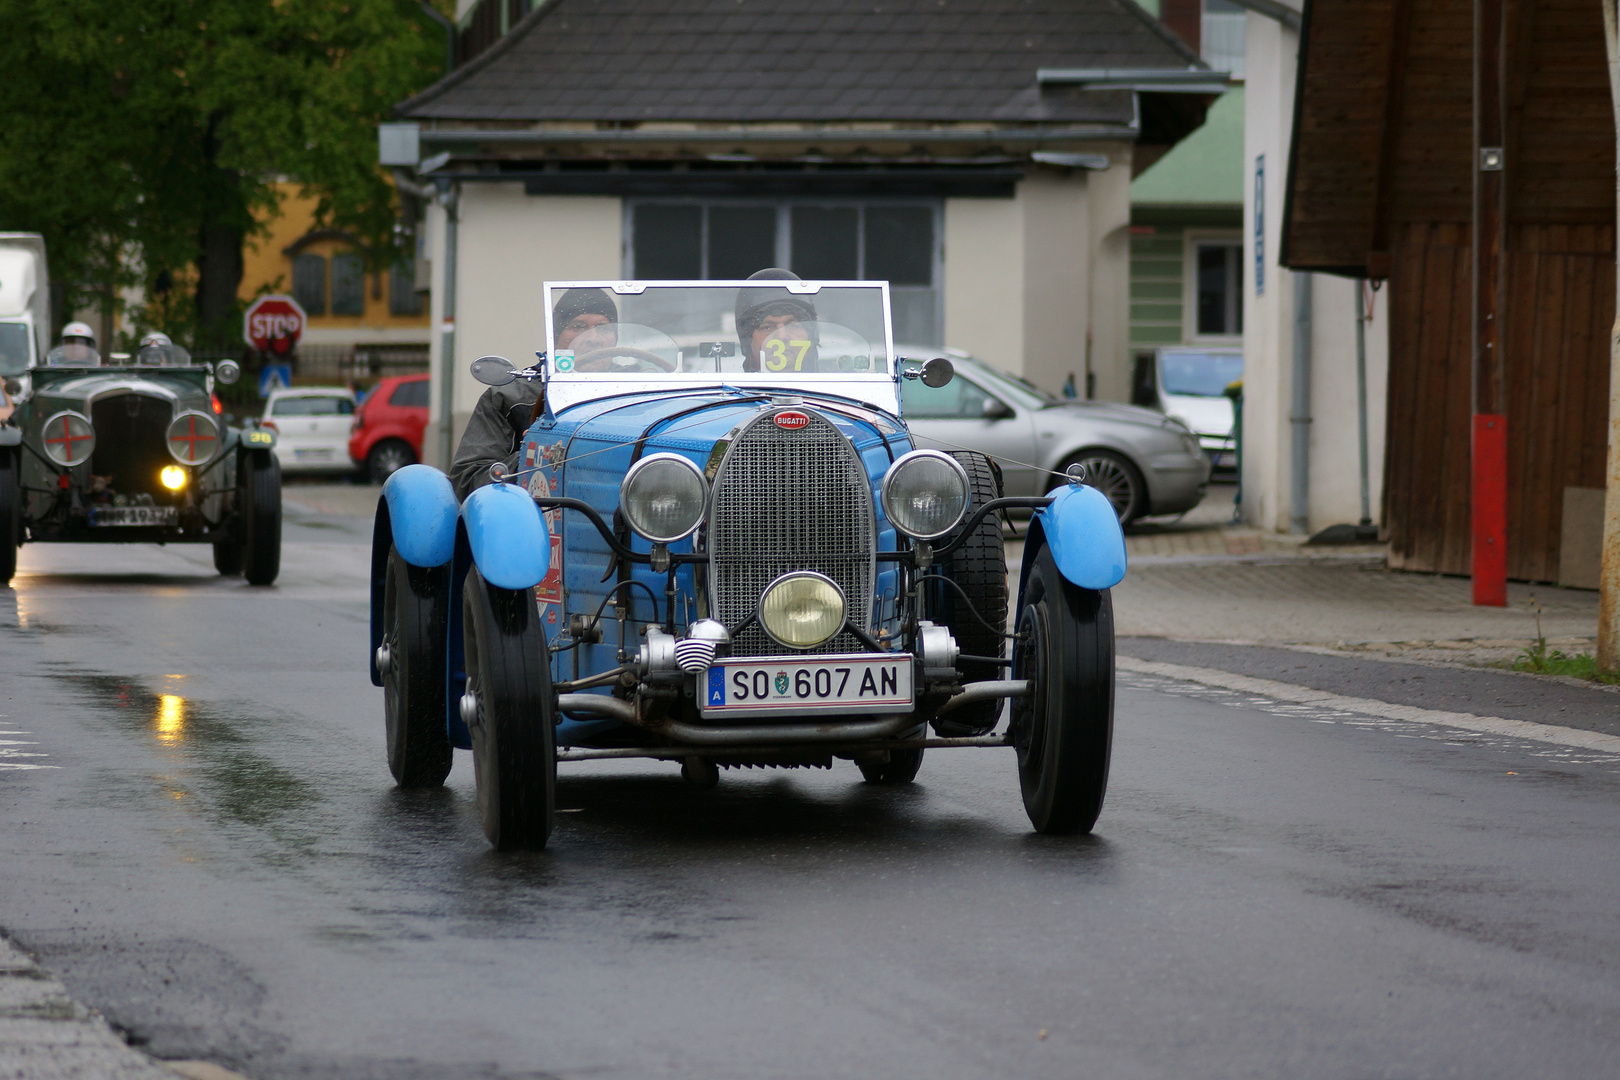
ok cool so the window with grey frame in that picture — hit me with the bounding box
[1196,241,1243,337]
[291,254,326,316]
[389,260,423,315]
[331,253,365,316]
[627,200,941,346]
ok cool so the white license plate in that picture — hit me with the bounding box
[90,506,178,527]
[702,654,914,718]
[294,448,335,460]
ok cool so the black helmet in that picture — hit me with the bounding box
[735,268,816,363]
[552,287,617,329]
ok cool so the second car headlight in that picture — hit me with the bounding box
[759,572,846,649]
[880,450,970,540]
[620,453,709,542]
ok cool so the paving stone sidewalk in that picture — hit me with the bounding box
[1010,483,1600,670]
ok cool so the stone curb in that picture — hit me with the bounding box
[0,936,252,1080]
[1116,655,1620,756]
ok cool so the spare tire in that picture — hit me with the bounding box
[929,450,1008,737]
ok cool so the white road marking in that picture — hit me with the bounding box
[1117,655,1620,767]
[0,728,57,769]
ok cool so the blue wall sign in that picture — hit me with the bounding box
[1254,155,1265,297]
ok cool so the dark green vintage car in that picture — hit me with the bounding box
[0,341,282,585]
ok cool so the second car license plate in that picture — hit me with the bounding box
[90,506,177,527]
[702,654,914,718]
[294,448,334,460]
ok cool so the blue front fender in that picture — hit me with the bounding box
[462,482,551,591]
[380,464,458,568]
[1032,482,1127,590]
[369,465,460,686]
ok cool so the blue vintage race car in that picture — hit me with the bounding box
[368,279,1125,850]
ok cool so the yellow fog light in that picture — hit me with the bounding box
[160,465,188,490]
[758,572,846,650]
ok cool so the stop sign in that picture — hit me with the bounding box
[243,295,307,355]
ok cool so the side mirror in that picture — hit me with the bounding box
[214,359,241,385]
[920,356,954,388]
[981,397,1014,420]
[471,355,517,386]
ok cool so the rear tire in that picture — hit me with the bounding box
[240,450,282,585]
[0,450,19,586]
[462,566,555,850]
[382,547,453,788]
[857,747,924,784]
[1011,543,1113,834]
[367,439,416,485]
[930,450,1008,737]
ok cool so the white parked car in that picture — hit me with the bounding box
[1133,347,1243,471]
[261,387,356,475]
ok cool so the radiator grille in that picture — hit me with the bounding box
[710,409,874,657]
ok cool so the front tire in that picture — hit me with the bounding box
[240,450,282,585]
[382,547,453,788]
[1010,544,1113,834]
[0,449,19,586]
[462,566,555,850]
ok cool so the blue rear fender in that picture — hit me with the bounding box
[1018,483,1127,603]
[461,481,551,591]
[369,465,459,686]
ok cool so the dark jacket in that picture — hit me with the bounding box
[450,381,542,502]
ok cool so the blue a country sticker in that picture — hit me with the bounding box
[707,667,726,706]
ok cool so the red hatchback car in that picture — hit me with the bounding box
[349,373,429,483]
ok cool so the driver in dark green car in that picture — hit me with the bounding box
[450,288,618,500]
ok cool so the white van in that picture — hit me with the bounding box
[1132,347,1243,470]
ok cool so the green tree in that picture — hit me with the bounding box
[0,0,447,347]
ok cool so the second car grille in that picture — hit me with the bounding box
[709,408,875,657]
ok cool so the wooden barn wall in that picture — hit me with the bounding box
[1384,223,1615,580]
[1375,0,1614,582]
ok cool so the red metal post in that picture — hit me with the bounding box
[1472,0,1508,606]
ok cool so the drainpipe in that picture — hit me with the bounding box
[1290,270,1312,534]
[436,179,459,470]
[419,1,455,73]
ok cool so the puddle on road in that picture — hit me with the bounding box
[51,672,318,833]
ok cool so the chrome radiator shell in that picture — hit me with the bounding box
[708,408,875,657]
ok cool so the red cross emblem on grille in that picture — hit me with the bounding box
[169,414,216,461]
[45,415,92,461]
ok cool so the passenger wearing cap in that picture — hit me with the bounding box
[735,269,816,372]
[46,322,102,367]
[450,288,619,500]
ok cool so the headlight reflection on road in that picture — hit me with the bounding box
[154,694,186,743]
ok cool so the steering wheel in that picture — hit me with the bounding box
[574,346,676,372]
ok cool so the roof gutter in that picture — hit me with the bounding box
[414,124,1139,146]
[1036,68,1231,93]
[1224,0,1302,33]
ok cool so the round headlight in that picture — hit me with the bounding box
[759,572,846,650]
[41,411,95,467]
[880,450,970,540]
[620,453,708,543]
[166,410,221,465]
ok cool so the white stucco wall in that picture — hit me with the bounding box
[944,147,1133,401]
[1241,6,1389,534]
[425,185,622,466]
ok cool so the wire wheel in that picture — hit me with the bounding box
[1053,451,1144,526]
[368,440,416,484]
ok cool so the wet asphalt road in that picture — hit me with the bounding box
[3,509,1620,1079]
